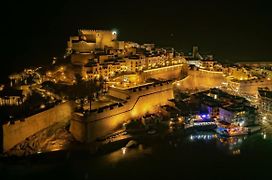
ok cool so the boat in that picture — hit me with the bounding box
[228,127,248,136]
[215,127,229,137]
[215,126,248,137]
[147,129,157,135]
[125,140,138,148]
[185,119,217,131]
[247,125,261,134]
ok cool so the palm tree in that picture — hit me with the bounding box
[73,74,101,110]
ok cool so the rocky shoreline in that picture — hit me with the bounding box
[4,122,76,157]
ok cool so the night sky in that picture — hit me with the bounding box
[2,0,272,80]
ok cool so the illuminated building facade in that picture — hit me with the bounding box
[259,89,272,114]
[83,61,123,80]
[0,89,25,106]
[125,55,146,72]
[67,29,187,80]
[200,59,216,70]
[192,88,256,126]
[219,105,257,126]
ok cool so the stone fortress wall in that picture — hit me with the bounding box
[177,68,272,96]
[178,69,226,90]
[70,81,174,142]
[141,64,188,81]
[71,53,93,65]
[232,79,272,96]
[1,101,74,152]
[70,42,96,54]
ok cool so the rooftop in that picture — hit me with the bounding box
[85,61,97,67]
[259,89,272,99]
[222,103,256,113]
[194,88,249,109]
[127,55,141,60]
[0,88,23,97]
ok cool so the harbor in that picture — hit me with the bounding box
[1,117,272,179]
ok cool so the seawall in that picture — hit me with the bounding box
[1,101,74,153]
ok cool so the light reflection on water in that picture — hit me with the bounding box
[99,144,153,164]
[185,125,272,156]
[185,130,249,155]
[100,126,272,165]
[4,127,272,180]
[188,132,217,141]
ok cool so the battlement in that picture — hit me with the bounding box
[126,80,172,92]
[75,80,173,120]
[79,29,114,35]
[86,102,125,115]
[70,80,174,142]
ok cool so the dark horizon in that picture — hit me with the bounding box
[2,0,272,80]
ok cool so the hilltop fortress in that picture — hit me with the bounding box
[2,29,271,154]
[66,29,189,141]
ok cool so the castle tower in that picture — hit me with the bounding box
[192,46,198,59]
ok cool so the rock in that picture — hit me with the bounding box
[5,122,76,157]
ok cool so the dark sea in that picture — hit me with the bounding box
[1,126,272,180]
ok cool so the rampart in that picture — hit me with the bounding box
[1,101,74,153]
[141,64,188,81]
[177,69,226,90]
[229,78,272,96]
[177,69,272,96]
[70,81,174,142]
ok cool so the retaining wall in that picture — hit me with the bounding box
[70,83,173,142]
[1,101,74,152]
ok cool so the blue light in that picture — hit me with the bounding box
[201,114,206,118]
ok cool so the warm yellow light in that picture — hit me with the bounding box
[40,104,45,109]
[121,147,126,155]
[47,71,52,76]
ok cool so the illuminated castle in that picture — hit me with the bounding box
[67,29,124,53]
